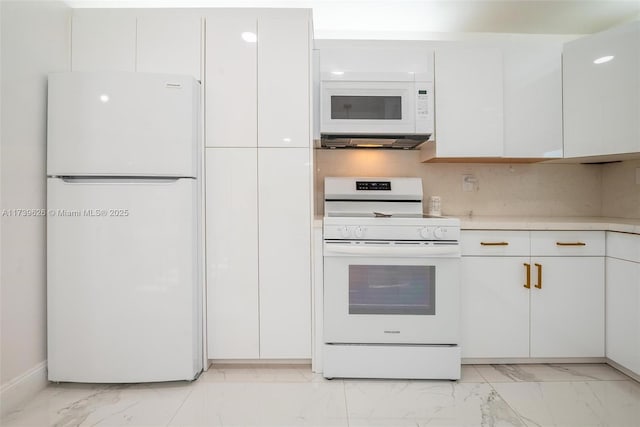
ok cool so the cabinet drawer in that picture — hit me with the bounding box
[607,232,640,263]
[530,231,604,256]
[461,231,529,256]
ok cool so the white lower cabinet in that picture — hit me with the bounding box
[461,256,530,358]
[605,232,640,376]
[461,230,605,359]
[206,148,259,359]
[529,256,604,358]
[258,148,311,358]
[206,148,311,360]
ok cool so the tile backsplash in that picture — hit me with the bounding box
[315,149,619,217]
[601,158,640,219]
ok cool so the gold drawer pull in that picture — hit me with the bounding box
[480,242,509,246]
[556,242,586,246]
[524,263,531,289]
[534,263,542,289]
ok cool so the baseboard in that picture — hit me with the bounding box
[0,361,48,419]
[462,357,607,365]
[208,359,311,367]
[606,359,640,383]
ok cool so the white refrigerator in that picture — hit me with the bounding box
[47,72,203,383]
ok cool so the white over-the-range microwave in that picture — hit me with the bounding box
[320,71,434,149]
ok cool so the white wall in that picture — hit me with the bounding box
[1,0,70,415]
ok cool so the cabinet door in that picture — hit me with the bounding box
[71,10,136,72]
[606,257,640,375]
[434,48,503,157]
[503,43,563,158]
[461,257,530,358]
[563,22,640,157]
[257,16,310,148]
[206,11,257,148]
[137,12,201,79]
[530,257,604,358]
[206,148,259,359]
[258,148,311,358]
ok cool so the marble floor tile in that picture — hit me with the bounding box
[2,381,193,427]
[476,363,629,383]
[344,380,526,426]
[2,364,638,427]
[493,380,640,427]
[168,380,348,426]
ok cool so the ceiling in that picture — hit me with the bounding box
[64,0,640,39]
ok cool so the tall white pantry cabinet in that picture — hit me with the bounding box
[71,8,313,361]
[205,9,313,360]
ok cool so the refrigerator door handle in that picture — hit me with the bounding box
[58,176,189,184]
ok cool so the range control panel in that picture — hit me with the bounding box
[356,181,391,191]
[323,224,460,241]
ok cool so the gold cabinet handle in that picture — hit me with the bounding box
[524,263,531,289]
[556,242,586,246]
[534,263,542,289]
[481,242,509,246]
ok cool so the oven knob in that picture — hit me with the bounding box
[433,227,445,239]
[419,227,431,239]
[339,226,350,238]
[354,226,364,238]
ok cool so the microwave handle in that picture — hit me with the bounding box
[323,243,460,258]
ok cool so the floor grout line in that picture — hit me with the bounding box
[164,384,196,426]
[342,379,350,427]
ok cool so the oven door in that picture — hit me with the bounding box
[320,81,416,135]
[323,241,460,345]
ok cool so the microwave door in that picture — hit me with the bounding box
[321,81,416,134]
[331,95,402,121]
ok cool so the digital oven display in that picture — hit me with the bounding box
[356,181,391,191]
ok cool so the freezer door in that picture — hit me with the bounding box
[47,177,201,382]
[47,72,199,177]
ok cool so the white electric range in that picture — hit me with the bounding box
[322,177,461,380]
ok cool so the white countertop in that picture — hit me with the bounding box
[459,216,640,234]
[313,215,640,234]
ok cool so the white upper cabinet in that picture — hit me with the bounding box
[422,38,568,161]
[433,47,504,158]
[71,10,136,72]
[503,42,563,158]
[137,13,202,79]
[73,10,201,78]
[258,16,310,148]
[206,11,258,148]
[564,21,640,158]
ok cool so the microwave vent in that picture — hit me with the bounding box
[320,134,430,150]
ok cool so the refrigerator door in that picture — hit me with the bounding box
[47,72,199,177]
[47,177,201,382]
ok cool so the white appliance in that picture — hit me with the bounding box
[323,177,461,380]
[47,71,202,383]
[320,72,434,149]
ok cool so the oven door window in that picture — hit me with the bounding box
[331,95,402,120]
[348,265,435,315]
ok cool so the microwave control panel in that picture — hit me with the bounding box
[415,82,434,135]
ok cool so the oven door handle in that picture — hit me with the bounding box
[324,243,461,257]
